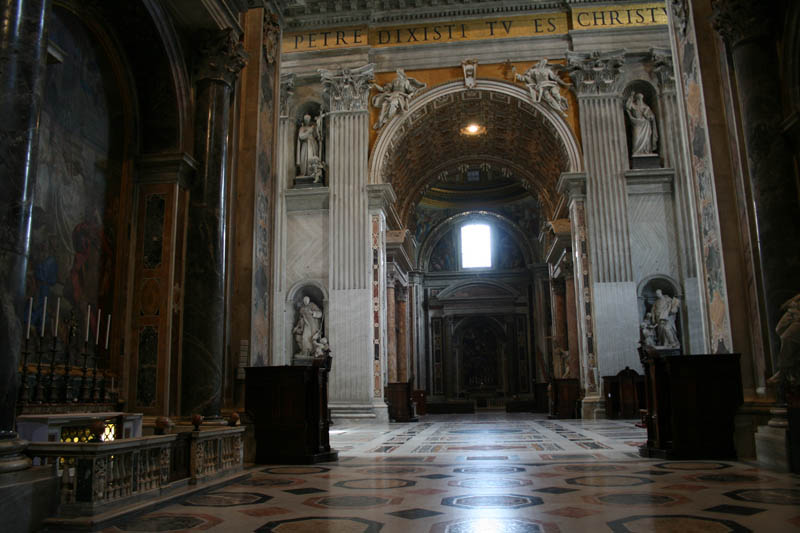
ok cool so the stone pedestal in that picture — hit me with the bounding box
[631,153,660,169]
[0,464,59,533]
[754,408,791,472]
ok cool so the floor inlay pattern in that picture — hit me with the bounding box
[101,414,800,532]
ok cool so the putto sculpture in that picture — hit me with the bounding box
[513,59,571,117]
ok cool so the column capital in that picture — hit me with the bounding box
[557,172,587,201]
[711,0,774,48]
[650,48,676,93]
[566,50,626,96]
[193,28,248,88]
[280,73,295,118]
[319,63,375,112]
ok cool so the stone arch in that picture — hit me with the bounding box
[418,210,538,270]
[368,79,583,227]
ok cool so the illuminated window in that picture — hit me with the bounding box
[461,223,491,268]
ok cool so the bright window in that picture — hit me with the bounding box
[461,224,491,268]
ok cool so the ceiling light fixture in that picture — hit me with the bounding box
[460,122,486,136]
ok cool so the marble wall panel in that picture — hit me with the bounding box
[286,212,329,285]
[592,281,641,378]
[328,288,373,405]
[628,194,679,283]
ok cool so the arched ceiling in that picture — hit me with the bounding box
[377,88,571,227]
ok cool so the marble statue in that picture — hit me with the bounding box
[514,59,570,117]
[371,68,427,130]
[313,336,331,358]
[293,296,323,358]
[625,92,658,155]
[462,58,478,89]
[650,289,680,349]
[296,113,322,177]
[639,311,657,348]
[768,293,800,385]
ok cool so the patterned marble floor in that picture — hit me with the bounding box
[103,413,800,533]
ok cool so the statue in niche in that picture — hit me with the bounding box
[293,296,323,358]
[768,293,800,385]
[644,289,680,349]
[625,92,658,155]
[370,68,427,130]
[296,113,322,177]
[513,59,570,117]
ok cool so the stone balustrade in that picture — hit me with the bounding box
[26,426,244,516]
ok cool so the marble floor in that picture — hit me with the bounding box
[103,414,800,532]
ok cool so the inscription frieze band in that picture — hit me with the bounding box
[282,2,668,54]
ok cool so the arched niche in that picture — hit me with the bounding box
[418,210,536,271]
[286,280,328,357]
[637,275,683,349]
[291,99,324,183]
[623,80,660,164]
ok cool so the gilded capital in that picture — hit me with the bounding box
[711,0,773,48]
[565,50,626,96]
[319,64,375,112]
[193,29,248,87]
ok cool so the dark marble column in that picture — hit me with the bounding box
[181,29,246,417]
[0,0,50,461]
[713,1,800,365]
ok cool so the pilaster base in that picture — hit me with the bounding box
[0,437,31,474]
[581,396,606,420]
[0,464,59,532]
[755,408,790,472]
[330,402,389,423]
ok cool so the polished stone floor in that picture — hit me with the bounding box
[104,414,800,532]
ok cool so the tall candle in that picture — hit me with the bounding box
[26,297,32,339]
[85,304,91,342]
[41,296,47,337]
[53,297,60,337]
[105,314,111,350]
[95,308,101,345]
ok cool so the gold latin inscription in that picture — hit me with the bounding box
[282,2,667,53]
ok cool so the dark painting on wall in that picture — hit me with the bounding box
[25,7,124,337]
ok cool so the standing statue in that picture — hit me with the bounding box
[371,68,427,130]
[293,296,323,358]
[296,113,322,177]
[513,59,570,117]
[768,293,800,385]
[650,289,681,349]
[625,93,658,155]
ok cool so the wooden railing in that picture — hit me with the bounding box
[27,426,244,516]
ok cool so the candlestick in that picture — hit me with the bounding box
[41,296,47,338]
[105,314,111,350]
[96,308,101,345]
[26,297,32,339]
[85,304,91,343]
[53,297,60,337]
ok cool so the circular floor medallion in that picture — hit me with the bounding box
[557,464,627,473]
[262,466,330,475]
[256,516,383,533]
[452,465,526,474]
[441,493,543,509]
[689,473,768,484]
[654,462,732,471]
[305,495,391,508]
[240,476,301,488]
[448,477,532,489]
[565,475,654,487]
[356,465,425,474]
[429,517,558,533]
[118,515,206,532]
[183,491,271,507]
[724,488,800,506]
[334,478,416,490]
[607,514,750,533]
[594,493,679,505]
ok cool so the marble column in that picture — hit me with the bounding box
[550,280,567,378]
[564,272,580,379]
[409,272,424,389]
[713,1,800,366]
[320,64,377,416]
[181,29,247,417]
[558,172,601,417]
[386,279,397,382]
[396,285,409,383]
[271,73,294,366]
[530,265,551,384]
[567,51,640,417]
[0,0,50,469]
